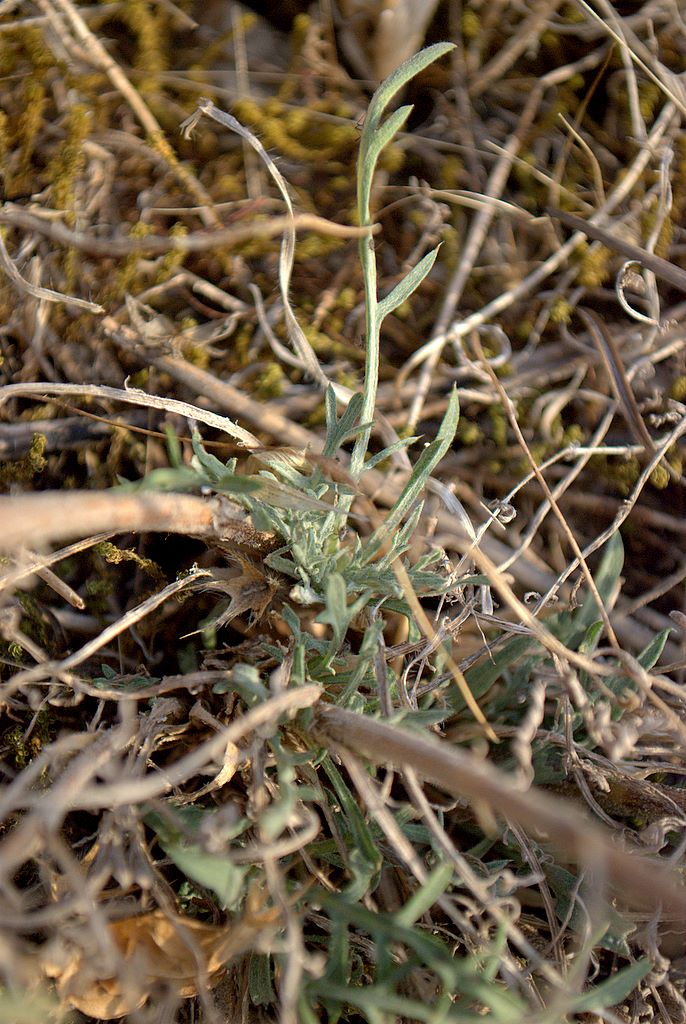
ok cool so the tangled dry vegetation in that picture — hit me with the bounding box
[2,1,686,1022]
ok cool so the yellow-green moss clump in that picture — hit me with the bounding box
[575,242,612,288]
[0,434,46,485]
[649,464,670,490]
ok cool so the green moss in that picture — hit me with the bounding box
[561,423,585,445]
[104,221,154,301]
[124,0,168,91]
[50,104,91,226]
[2,719,51,771]
[549,297,572,325]
[94,541,165,584]
[0,433,46,484]
[456,420,482,446]
[155,222,189,283]
[637,81,661,122]
[255,363,285,399]
[488,405,508,449]
[649,464,671,490]
[379,144,405,175]
[461,9,480,41]
[575,242,612,287]
[16,77,47,184]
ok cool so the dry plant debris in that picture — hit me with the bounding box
[1,2,686,1023]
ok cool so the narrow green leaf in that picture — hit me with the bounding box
[637,627,671,670]
[377,246,441,322]
[145,809,248,910]
[248,954,275,1006]
[573,532,624,634]
[191,429,234,480]
[364,388,459,554]
[165,424,182,468]
[569,959,650,1012]
[363,435,420,471]
[578,620,604,655]
[317,573,348,646]
[358,106,413,226]
[321,755,381,898]
[324,389,365,456]
[364,104,413,165]
[458,636,534,709]
[364,42,456,133]
[395,862,454,927]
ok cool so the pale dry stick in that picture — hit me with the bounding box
[557,115,606,205]
[401,768,560,997]
[496,410,615,574]
[578,309,659,455]
[0,395,580,608]
[0,204,371,259]
[469,332,621,650]
[62,669,235,702]
[4,569,212,698]
[0,1,122,29]
[39,0,219,224]
[181,99,329,389]
[505,819,567,974]
[0,491,276,555]
[464,515,686,745]
[0,230,103,313]
[230,3,261,203]
[34,687,320,812]
[33,564,85,610]
[400,100,679,384]
[138,354,321,452]
[339,748,554,1004]
[609,648,686,747]
[534,410,686,613]
[403,49,606,423]
[616,557,686,620]
[447,411,613,584]
[0,730,97,827]
[469,0,564,98]
[332,747,526,979]
[550,208,686,294]
[0,380,261,447]
[404,77,541,433]
[575,0,686,119]
[314,704,686,917]
[601,1,645,141]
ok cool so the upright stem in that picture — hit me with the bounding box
[349,145,379,481]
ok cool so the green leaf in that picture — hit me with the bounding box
[323,389,366,456]
[165,424,183,468]
[394,862,454,927]
[363,42,456,136]
[456,636,534,710]
[377,245,441,322]
[145,808,248,910]
[573,532,624,635]
[637,627,671,670]
[363,435,420,471]
[568,959,650,1012]
[213,663,269,702]
[544,863,635,955]
[321,755,381,899]
[122,466,202,492]
[316,573,371,650]
[248,954,275,1006]
[364,388,459,557]
[578,619,604,655]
